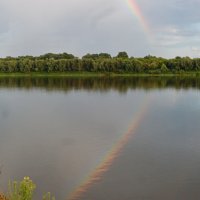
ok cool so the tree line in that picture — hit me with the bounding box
[0,52,200,73]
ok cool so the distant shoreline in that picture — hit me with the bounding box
[0,72,199,77]
[1,53,200,74]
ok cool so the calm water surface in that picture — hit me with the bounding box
[0,77,200,200]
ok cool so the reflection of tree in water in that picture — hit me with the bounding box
[0,76,200,93]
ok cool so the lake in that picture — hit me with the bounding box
[0,76,200,200]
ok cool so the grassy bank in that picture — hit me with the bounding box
[0,72,199,77]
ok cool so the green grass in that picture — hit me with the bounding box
[0,71,199,77]
[0,72,103,77]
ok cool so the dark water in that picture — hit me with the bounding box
[0,76,200,200]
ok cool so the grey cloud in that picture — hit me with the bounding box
[0,0,199,58]
[141,0,200,27]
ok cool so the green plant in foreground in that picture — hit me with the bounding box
[8,177,36,200]
[42,192,55,200]
[7,177,55,200]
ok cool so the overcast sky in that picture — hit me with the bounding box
[0,0,200,58]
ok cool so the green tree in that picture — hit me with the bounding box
[161,63,169,73]
[98,53,111,59]
[116,52,129,59]
[82,54,99,60]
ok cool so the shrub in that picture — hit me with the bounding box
[8,177,36,200]
[5,177,55,200]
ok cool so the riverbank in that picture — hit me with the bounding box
[0,72,199,77]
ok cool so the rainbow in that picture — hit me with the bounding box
[67,96,152,200]
[126,0,151,37]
